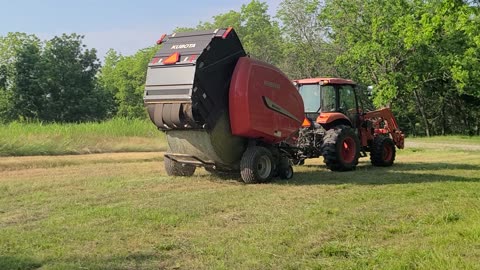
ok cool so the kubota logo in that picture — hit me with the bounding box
[171,44,196,49]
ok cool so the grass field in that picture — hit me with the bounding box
[0,118,166,156]
[1,138,479,269]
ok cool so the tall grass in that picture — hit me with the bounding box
[0,118,166,156]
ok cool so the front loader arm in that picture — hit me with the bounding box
[363,108,405,149]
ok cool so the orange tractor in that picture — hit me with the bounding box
[291,78,405,171]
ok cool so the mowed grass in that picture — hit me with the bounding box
[0,118,166,156]
[0,138,479,269]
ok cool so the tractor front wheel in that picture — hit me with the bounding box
[321,125,360,171]
[278,157,294,180]
[370,136,396,167]
[164,157,196,176]
[240,146,274,184]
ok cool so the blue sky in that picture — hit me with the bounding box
[0,0,281,60]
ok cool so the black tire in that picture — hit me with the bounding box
[278,165,294,179]
[370,136,396,167]
[292,159,305,166]
[321,125,360,171]
[164,157,196,176]
[278,157,294,179]
[240,146,274,184]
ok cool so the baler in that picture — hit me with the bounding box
[144,28,304,183]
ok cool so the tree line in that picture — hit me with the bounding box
[1,0,479,136]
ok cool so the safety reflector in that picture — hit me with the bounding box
[156,34,167,45]
[302,118,311,128]
[163,52,180,65]
[151,57,160,64]
[222,27,233,39]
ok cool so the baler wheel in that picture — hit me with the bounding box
[240,146,274,184]
[278,157,294,179]
[370,136,396,167]
[279,165,294,179]
[321,125,360,171]
[292,159,305,166]
[164,157,196,176]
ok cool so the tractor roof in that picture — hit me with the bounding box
[294,78,356,85]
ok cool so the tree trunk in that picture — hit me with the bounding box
[413,89,430,137]
[441,101,446,135]
[477,119,479,136]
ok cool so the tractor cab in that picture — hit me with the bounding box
[295,78,363,129]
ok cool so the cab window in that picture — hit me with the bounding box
[338,85,357,114]
[320,85,336,112]
[298,84,321,113]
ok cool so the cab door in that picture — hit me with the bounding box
[338,84,360,128]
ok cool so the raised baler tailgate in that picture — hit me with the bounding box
[144,28,246,131]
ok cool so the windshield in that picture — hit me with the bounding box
[298,84,321,113]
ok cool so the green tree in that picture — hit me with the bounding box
[174,0,283,65]
[12,41,45,120]
[0,33,41,121]
[99,46,157,118]
[40,34,109,122]
[240,0,283,64]
[319,0,480,135]
[277,0,337,78]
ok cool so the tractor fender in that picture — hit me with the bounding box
[316,112,352,129]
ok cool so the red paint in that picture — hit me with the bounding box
[151,57,160,64]
[156,34,167,45]
[229,57,304,144]
[383,143,393,162]
[316,112,351,126]
[341,137,356,163]
[222,27,233,39]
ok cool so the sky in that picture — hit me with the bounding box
[0,0,282,60]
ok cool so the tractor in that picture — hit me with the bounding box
[292,78,405,171]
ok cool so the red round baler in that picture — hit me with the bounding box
[144,28,304,183]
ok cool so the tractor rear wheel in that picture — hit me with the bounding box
[321,125,360,171]
[164,157,196,176]
[370,136,396,166]
[240,146,274,184]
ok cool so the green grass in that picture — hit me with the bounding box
[409,135,480,143]
[0,118,166,156]
[0,137,479,269]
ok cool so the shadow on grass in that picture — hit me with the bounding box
[0,252,169,270]
[0,256,42,270]
[275,161,480,186]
